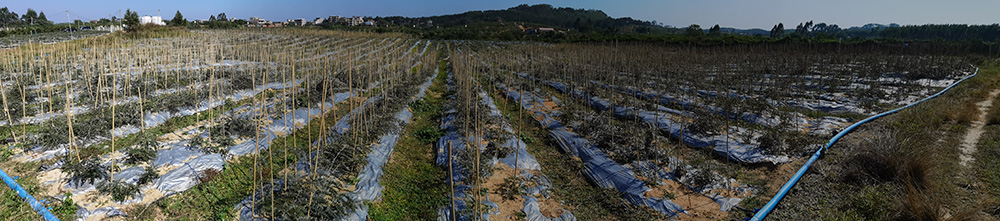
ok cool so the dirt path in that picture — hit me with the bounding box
[959,89,1000,167]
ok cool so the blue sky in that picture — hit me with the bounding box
[4,0,998,29]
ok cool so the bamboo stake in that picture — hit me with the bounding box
[448,140,456,221]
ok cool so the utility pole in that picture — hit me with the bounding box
[66,10,70,36]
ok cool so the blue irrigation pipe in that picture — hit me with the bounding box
[0,167,60,221]
[750,66,979,221]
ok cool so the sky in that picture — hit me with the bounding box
[3,0,998,29]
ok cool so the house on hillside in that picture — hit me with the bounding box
[523,27,556,34]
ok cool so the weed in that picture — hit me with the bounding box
[494,176,522,201]
[0,147,11,161]
[198,169,220,183]
[410,98,438,114]
[846,184,895,220]
[50,193,78,220]
[519,132,535,144]
[662,191,675,200]
[412,124,443,144]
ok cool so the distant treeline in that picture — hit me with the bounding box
[881,24,1000,41]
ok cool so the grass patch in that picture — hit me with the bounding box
[0,158,76,220]
[369,69,448,220]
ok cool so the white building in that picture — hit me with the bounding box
[139,16,166,26]
[349,16,363,26]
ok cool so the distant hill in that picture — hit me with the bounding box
[719,27,769,36]
[425,4,656,29]
[377,4,667,34]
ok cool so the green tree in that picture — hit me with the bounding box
[171,10,186,26]
[709,24,721,36]
[209,15,216,21]
[795,20,813,37]
[37,11,51,25]
[0,7,18,27]
[20,9,37,25]
[123,9,140,32]
[770,23,784,38]
[685,24,703,37]
[216,13,227,21]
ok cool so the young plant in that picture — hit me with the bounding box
[63,158,108,186]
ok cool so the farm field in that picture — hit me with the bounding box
[0,28,997,221]
[0,30,111,49]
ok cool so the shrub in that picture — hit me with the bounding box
[63,158,108,186]
[188,135,204,148]
[97,180,139,202]
[136,131,158,149]
[210,133,235,148]
[212,116,257,138]
[124,147,156,165]
[137,165,160,185]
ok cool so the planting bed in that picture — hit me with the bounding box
[445,42,977,219]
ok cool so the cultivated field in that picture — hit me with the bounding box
[0,28,993,220]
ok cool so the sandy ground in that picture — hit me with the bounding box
[959,89,1000,167]
[643,175,730,221]
[486,164,523,220]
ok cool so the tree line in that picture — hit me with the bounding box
[0,7,52,27]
